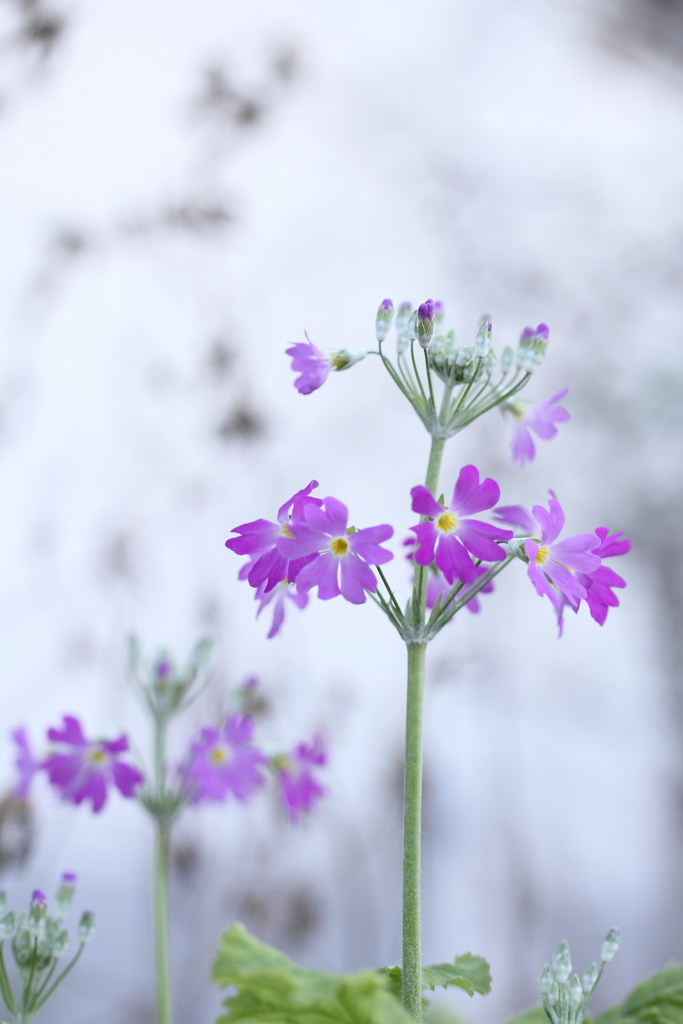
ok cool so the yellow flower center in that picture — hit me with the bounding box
[88,748,108,766]
[330,537,349,556]
[507,400,526,420]
[209,744,231,766]
[279,522,293,538]
[535,545,550,566]
[436,512,457,534]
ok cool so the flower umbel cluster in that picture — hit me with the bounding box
[0,878,94,1024]
[538,930,620,1024]
[286,300,570,463]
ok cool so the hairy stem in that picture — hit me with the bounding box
[154,717,174,1024]
[401,433,446,1019]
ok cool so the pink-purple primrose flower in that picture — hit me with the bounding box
[493,500,631,634]
[503,388,570,466]
[272,735,327,824]
[181,715,266,805]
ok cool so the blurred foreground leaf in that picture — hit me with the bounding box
[213,922,412,1024]
[378,955,491,999]
[595,964,683,1024]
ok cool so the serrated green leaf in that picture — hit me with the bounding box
[213,923,413,1024]
[594,964,683,1024]
[377,955,491,1001]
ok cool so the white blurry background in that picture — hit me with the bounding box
[0,0,682,1021]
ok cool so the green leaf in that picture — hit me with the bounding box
[594,964,683,1024]
[502,1006,548,1024]
[377,955,491,1000]
[213,923,413,1024]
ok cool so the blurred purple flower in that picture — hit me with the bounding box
[12,727,39,798]
[503,388,569,466]
[556,527,631,635]
[42,716,143,813]
[273,735,327,823]
[286,333,330,395]
[524,498,601,611]
[426,563,494,616]
[255,578,309,638]
[279,496,394,605]
[410,465,512,584]
[182,716,266,804]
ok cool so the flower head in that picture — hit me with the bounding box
[182,715,266,804]
[286,333,330,395]
[226,480,322,593]
[375,298,394,342]
[516,323,549,372]
[416,299,435,349]
[410,465,512,585]
[273,735,327,823]
[42,716,144,813]
[279,497,394,605]
[503,388,569,466]
[255,578,309,638]
[555,527,631,635]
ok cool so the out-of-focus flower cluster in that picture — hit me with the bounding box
[12,678,328,824]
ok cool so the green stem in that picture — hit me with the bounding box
[401,434,446,1020]
[401,642,426,1020]
[154,717,174,1024]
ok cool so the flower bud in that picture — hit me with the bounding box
[553,940,572,984]
[475,315,493,358]
[55,872,77,919]
[330,349,367,371]
[546,982,559,1006]
[78,910,95,944]
[600,927,620,963]
[582,962,598,993]
[434,300,445,323]
[0,911,16,939]
[375,298,394,342]
[538,964,554,994]
[506,538,529,562]
[51,927,69,959]
[516,323,549,373]
[500,345,514,373]
[416,299,435,350]
[28,890,47,935]
[569,975,583,1006]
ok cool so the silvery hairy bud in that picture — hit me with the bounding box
[600,928,620,963]
[330,349,367,371]
[475,315,493,357]
[500,344,514,373]
[27,890,47,935]
[0,912,16,939]
[538,964,554,994]
[78,910,95,944]
[416,299,435,350]
[395,302,413,355]
[568,975,583,1006]
[582,962,598,993]
[516,323,549,372]
[553,939,572,984]
[375,298,394,342]
[55,872,77,919]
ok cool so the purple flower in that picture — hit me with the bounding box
[255,578,309,638]
[286,333,330,395]
[417,299,435,322]
[278,497,394,605]
[182,716,266,804]
[524,498,601,610]
[226,481,322,593]
[521,323,549,341]
[410,465,512,585]
[504,388,570,466]
[31,890,46,905]
[555,527,631,635]
[12,727,39,798]
[42,716,144,813]
[492,504,537,533]
[273,735,327,823]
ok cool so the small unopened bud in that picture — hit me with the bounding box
[569,975,583,1006]
[547,982,559,1006]
[600,927,620,963]
[538,964,554,994]
[28,890,47,934]
[78,910,95,944]
[55,872,77,918]
[153,657,173,681]
[434,300,445,323]
[506,538,529,562]
[553,940,572,984]
[51,928,69,959]
[416,299,435,350]
[0,912,16,939]
[582,962,598,993]
[375,298,394,342]
[475,315,493,358]
[516,323,549,372]
[330,349,366,371]
[500,345,514,373]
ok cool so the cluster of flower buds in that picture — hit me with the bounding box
[0,878,94,1023]
[129,638,213,722]
[538,930,620,1024]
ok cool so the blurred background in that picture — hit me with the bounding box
[0,0,682,1021]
